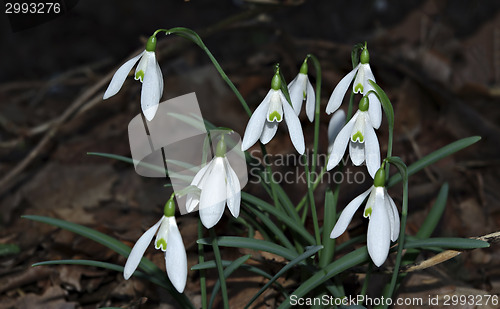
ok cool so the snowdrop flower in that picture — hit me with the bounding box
[124,198,187,293]
[327,96,380,177]
[186,136,241,229]
[326,46,382,129]
[241,69,305,154]
[103,35,164,121]
[330,168,400,266]
[288,59,315,122]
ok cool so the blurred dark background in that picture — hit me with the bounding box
[1,1,500,308]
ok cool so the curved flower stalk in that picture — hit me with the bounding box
[186,136,241,229]
[103,35,164,121]
[124,198,187,293]
[330,167,400,266]
[241,69,305,154]
[326,45,382,129]
[288,59,315,122]
[327,96,380,178]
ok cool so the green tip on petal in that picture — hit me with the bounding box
[268,111,282,122]
[299,60,308,75]
[373,168,386,187]
[360,48,370,64]
[156,238,167,251]
[146,35,157,52]
[271,71,281,90]
[351,131,364,143]
[135,70,145,82]
[215,136,227,157]
[354,83,363,93]
[164,199,176,217]
[359,96,369,111]
[364,207,372,218]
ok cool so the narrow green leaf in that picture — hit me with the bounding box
[23,215,194,308]
[87,152,167,175]
[242,193,315,245]
[209,255,251,309]
[245,203,296,251]
[319,188,336,268]
[404,237,489,250]
[417,183,449,239]
[387,136,481,187]
[197,237,298,261]
[32,260,170,290]
[278,247,369,309]
[0,244,20,256]
[245,246,323,309]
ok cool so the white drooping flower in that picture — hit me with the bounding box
[186,136,241,229]
[288,60,315,122]
[327,96,380,178]
[241,69,305,154]
[103,35,164,121]
[326,47,382,129]
[330,168,400,267]
[123,199,187,293]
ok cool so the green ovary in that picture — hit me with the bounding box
[268,111,282,122]
[135,71,145,82]
[354,83,363,93]
[156,238,167,251]
[352,131,364,142]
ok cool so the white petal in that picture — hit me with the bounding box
[260,121,279,144]
[282,93,305,154]
[330,187,372,238]
[165,217,187,293]
[366,84,382,129]
[326,64,359,114]
[367,188,391,267]
[287,74,303,115]
[386,191,400,242]
[362,64,376,94]
[349,140,365,166]
[186,161,213,213]
[141,53,161,121]
[327,110,346,153]
[224,157,241,218]
[363,117,381,178]
[156,60,164,98]
[305,78,316,122]
[241,92,272,151]
[327,111,359,170]
[199,158,227,228]
[123,217,163,280]
[103,51,144,100]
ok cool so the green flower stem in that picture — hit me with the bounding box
[198,219,208,309]
[383,177,408,306]
[346,90,355,121]
[303,155,321,248]
[358,262,373,305]
[296,165,327,212]
[209,229,229,309]
[307,54,322,173]
[165,27,252,118]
